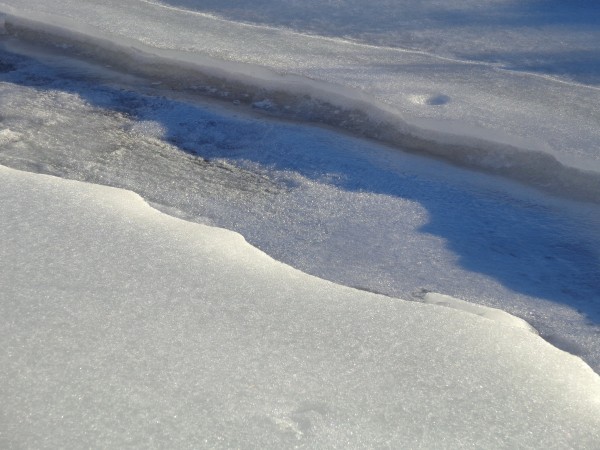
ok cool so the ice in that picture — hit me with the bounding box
[1,164,600,447]
[1,1,599,445]
[0,127,20,145]
[1,1,599,202]
[1,48,599,374]
[142,0,600,86]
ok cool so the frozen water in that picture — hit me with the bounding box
[1,164,600,448]
[1,1,599,445]
[0,0,599,201]
[145,0,600,85]
[1,48,599,374]
[421,292,538,334]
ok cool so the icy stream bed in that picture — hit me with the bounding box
[1,46,599,374]
[1,0,600,203]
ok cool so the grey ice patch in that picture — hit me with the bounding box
[0,60,16,72]
[426,94,451,105]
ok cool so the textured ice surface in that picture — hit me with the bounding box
[0,0,599,195]
[1,164,600,448]
[1,49,599,374]
[1,4,599,445]
[143,0,600,85]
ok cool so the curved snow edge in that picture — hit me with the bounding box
[422,292,538,334]
[2,162,600,447]
[2,12,600,204]
[3,163,595,373]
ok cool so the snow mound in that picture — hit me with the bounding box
[1,164,599,448]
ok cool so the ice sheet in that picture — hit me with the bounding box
[143,0,600,86]
[0,0,599,202]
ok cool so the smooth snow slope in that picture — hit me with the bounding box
[0,1,599,202]
[1,164,600,448]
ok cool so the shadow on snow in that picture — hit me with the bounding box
[1,46,599,327]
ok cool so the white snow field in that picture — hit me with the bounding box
[1,164,600,448]
[1,0,600,447]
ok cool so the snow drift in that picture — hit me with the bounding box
[1,164,600,448]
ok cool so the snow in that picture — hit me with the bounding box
[421,292,538,334]
[1,164,600,448]
[141,0,600,87]
[0,0,599,446]
[1,0,600,202]
[1,45,599,373]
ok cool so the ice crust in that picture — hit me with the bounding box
[1,2,600,202]
[142,0,600,86]
[1,164,600,448]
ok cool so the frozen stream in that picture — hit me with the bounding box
[1,44,599,373]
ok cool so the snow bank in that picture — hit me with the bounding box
[1,4,599,203]
[1,164,600,447]
[421,292,538,334]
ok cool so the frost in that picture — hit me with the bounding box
[0,128,21,145]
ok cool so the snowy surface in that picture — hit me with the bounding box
[1,46,599,375]
[0,1,599,446]
[2,164,600,448]
[1,0,599,197]
[143,0,600,86]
